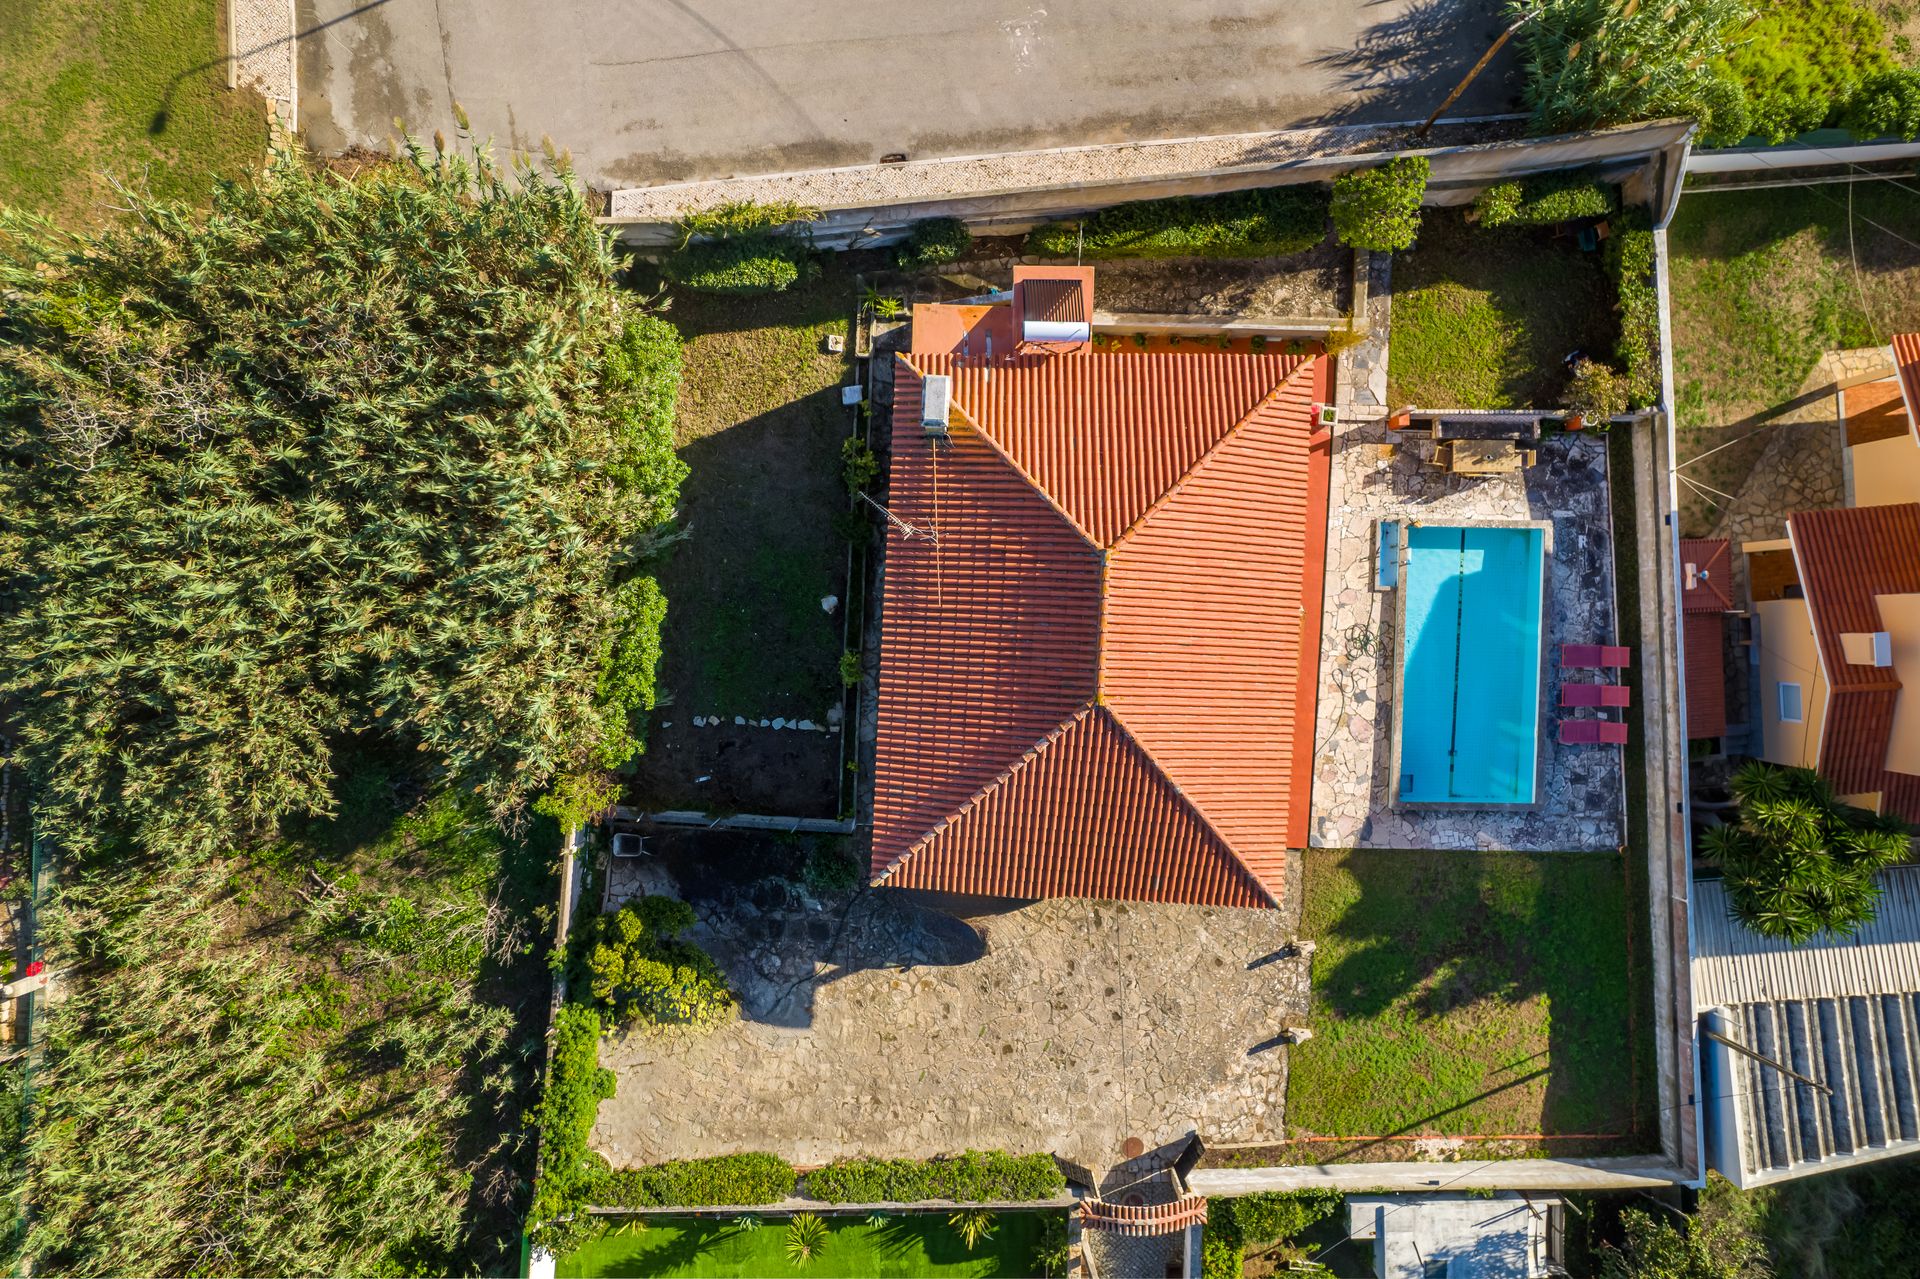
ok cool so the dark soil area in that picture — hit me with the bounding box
[627,720,842,818]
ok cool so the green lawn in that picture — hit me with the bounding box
[1284,849,1644,1151]
[1386,209,1619,410]
[556,1214,1050,1279]
[0,0,266,223]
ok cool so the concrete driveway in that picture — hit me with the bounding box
[296,0,1522,190]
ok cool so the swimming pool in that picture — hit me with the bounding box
[1394,523,1547,806]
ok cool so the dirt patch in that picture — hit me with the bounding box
[627,720,841,818]
[1077,237,1351,318]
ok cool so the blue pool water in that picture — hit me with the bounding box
[1397,524,1546,805]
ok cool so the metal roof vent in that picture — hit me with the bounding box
[921,373,952,438]
[1840,630,1894,667]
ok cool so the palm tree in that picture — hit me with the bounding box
[949,1209,998,1251]
[785,1214,829,1264]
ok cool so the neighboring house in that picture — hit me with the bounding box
[868,267,1332,908]
[1344,1193,1563,1278]
[1696,867,1920,1186]
[1741,334,1920,824]
[1681,537,1734,745]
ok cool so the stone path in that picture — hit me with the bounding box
[230,0,296,123]
[595,868,1310,1176]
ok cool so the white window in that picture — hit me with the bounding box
[1777,681,1805,723]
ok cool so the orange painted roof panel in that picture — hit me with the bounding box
[1680,539,1734,613]
[1683,612,1728,740]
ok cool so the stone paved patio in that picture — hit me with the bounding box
[594,861,1310,1175]
[1307,424,1626,851]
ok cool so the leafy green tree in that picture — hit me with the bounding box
[1702,763,1912,943]
[1330,157,1429,252]
[0,138,683,859]
[1509,0,1755,144]
[1599,1207,1770,1279]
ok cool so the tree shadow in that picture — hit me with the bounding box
[1303,0,1523,127]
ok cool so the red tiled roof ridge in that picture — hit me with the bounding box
[1107,358,1320,553]
[1097,702,1280,907]
[871,703,1096,885]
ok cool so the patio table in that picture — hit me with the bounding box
[1447,439,1528,475]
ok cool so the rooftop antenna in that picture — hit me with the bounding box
[859,491,937,543]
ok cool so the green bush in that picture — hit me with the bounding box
[897,217,973,268]
[1702,762,1911,943]
[528,1005,617,1237]
[1722,0,1896,144]
[1566,358,1631,420]
[667,237,816,294]
[1026,186,1329,260]
[594,576,667,768]
[590,1153,798,1208]
[678,199,820,243]
[1847,68,1920,140]
[1510,0,1754,143]
[805,1151,1065,1204]
[842,435,880,493]
[839,650,862,689]
[1330,157,1428,252]
[1202,1190,1343,1279]
[1606,210,1662,410]
[602,314,689,506]
[1474,171,1616,227]
[580,897,736,1031]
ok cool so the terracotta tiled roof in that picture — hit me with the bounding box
[1080,1195,1210,1236]
[1681,538,1734,613]
[1896,333,1920,438]
[1790,503,1920,796]
[1684,612,1728,740]
[871,350,1330,908]
[1885,770,1920,825]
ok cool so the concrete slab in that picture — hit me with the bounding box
[295,0,1523,190]
[1188,1157,1687,1194]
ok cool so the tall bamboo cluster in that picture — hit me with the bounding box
[0,137,684,857]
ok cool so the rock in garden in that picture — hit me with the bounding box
[820,595,839,613]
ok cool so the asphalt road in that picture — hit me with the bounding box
[297,0,1523,190]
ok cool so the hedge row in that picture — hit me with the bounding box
[1329,157,1428,252]
[527,1005,617,1234]
[896,217,973,268]
[1026,187,1329,260]
[590,1152,798,1208]
[1474,170,1615,228]
[1201,1190,1344,1279]
[1606,209,1661,410]
[804,1150,1066,1204]
[666,237,816,294]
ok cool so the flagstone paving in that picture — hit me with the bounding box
[594,861,1310,1176]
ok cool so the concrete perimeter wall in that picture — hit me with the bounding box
[602,118,1694,249]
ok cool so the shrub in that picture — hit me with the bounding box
[897,217,973,268]
[591,1153,798,1208]
[1033,1214,1071,1277]
[842,436,880,492]
[805,1151,1065,1204]
[1474,171,1616,227]
[678,199,820,243]
[1606,210,1662,410]
[1723,0,1897,143]
[801,839,863,894]
[1510,0,1755,142]
[1202,1190,1343,1279]
[532,770,622,831]
[667,236,816,294]
[602,315,689,506]
[839,651,863,689]
[581,897,736,1031]
[1026,186,1329,260]
[1330,157,1428,252]
[527,1005,617,1238]
[1847,68,1920,140]
[1704,762,1912,943]
[1566,358,1631,421]
[1598,1206,1769,1278]
[950,1209,997,1251]
[594,576,668,768]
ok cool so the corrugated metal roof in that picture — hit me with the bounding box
[1020,277,1087,326]
[1790,504,1920,795]
[870,350,1327,908]
[1681,538,1734,613]
[1684,612,1727,740]
[1693,868,1920,1008]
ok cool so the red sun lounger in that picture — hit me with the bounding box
[1561,682,1631,709]
[1559,719,1629,745]
[1561,644,1633,669]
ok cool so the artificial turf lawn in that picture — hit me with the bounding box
[1284,849,1641,1144]
[0,0,266,224]
[1385,208,1619,410]
[554,1213,1049,1279]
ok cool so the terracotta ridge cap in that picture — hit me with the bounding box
[1093,705,1280,909]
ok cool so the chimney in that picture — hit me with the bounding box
[1840,630,1894,667]
[921,374,952,438]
